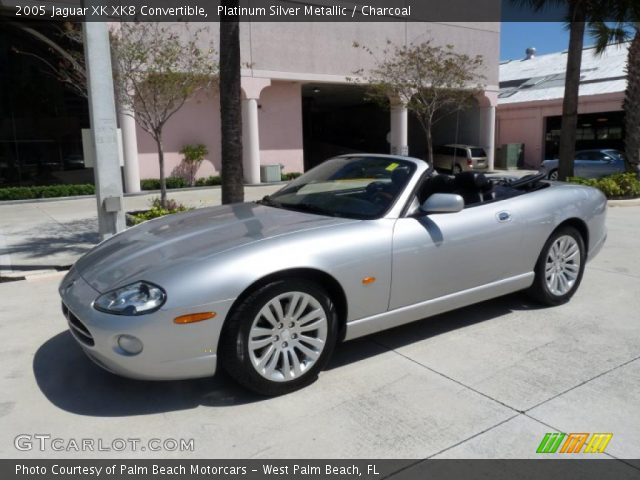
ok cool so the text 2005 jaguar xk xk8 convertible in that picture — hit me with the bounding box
[59,155,606,395]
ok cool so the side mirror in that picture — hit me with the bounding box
[420,193,464,214]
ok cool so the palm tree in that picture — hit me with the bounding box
[220,0,244,204]
[589,9,640,175]
[512,0,629,180]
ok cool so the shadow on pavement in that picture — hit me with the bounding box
[33,331,263,417]
[1,218,99,262]
[327,291,544,370]
[34,292,544,417]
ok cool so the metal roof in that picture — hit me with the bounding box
[498,42,629,105]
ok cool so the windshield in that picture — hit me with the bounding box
[263,156,416,219]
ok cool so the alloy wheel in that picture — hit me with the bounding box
[544,235,581,296]
[248,292,328,382]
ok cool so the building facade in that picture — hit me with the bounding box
[497,43,629,168]
[1,19,500,190]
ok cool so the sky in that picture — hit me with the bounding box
[500,22,571,61]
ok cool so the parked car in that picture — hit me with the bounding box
[541,149,626,180]
[59,154,606,395]
[433,144,488,173]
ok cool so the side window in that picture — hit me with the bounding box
[575,152,589,161]
[455,148,467,158]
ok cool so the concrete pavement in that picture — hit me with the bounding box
[0,185,281,277]
[0,205,639,462]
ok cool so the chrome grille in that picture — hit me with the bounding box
[62,303,95,346]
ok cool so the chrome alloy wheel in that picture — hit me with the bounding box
[248,292,328,382]
[544,235,581,296]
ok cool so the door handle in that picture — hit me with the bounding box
[496,211,511,222]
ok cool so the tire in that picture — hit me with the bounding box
[453,164,463,174]
[220,278,338,395]
[548,169,559,181]
[527,226,586,306]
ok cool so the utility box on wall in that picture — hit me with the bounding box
[495,143,524,170]
[260,164,282,183]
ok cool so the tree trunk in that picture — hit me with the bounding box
[155,135,167,208]
[425,123,434,167]
[624,27,640,176]
[558,6,586,181]
[220,1,244,204]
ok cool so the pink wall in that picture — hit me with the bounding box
[135,80,304,180]
[137,89,221,180]
[497,92,624,168]
[258,82,304,173]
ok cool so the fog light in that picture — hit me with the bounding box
[117,335,143,355]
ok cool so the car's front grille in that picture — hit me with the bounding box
[62,303,95,346]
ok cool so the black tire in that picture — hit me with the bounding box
[219,278,338,396]
[526,226,586,306]
[453,164,463,174]
[548,169,559,180]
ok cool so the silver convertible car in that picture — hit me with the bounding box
[59,154,607,395]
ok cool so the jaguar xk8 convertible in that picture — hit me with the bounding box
[59,154,607,395]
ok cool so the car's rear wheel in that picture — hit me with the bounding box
[220,279,337,395]
[453,164,463,174]
[548,169,559,180]
[527,226,586,305]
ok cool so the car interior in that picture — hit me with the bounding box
[415,171,549,210]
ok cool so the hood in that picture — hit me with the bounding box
[74,203,354,292]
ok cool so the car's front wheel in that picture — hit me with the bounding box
[220,279,338,395]
[527,226,586,305]
[548,169,559,180]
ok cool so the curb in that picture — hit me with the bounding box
[608,198,640,207]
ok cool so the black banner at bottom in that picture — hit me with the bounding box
[5,459,640,480]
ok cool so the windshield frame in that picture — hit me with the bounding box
[262,155,426,220]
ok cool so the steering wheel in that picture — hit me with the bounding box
[365,181,394,205]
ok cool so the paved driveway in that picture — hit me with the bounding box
[0,206,639,464]
[0,185,281,276]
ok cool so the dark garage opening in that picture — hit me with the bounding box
[301,84,389,171]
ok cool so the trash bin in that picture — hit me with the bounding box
[260,164,282,183]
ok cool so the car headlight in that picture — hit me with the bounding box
[94,281,166,315]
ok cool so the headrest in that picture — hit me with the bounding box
[454,171,491,191]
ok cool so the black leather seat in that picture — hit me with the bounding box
[417,174,455,203]
[453,172,493,206]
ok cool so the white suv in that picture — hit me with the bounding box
[433,144,488,173]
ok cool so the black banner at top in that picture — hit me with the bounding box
[0,0,631,22]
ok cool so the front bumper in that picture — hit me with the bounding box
[59,270,235,381]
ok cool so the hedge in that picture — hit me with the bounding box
[0,171,304,201]
[0,184,95,201]
[567,172,640,199]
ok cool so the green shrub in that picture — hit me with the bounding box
[165,176,187,189]
[567,172,640,199]
[195,175,222,186]
[0,184,95,201]
[140,177,187,190]
[140,178,161,190]
[180,144,209,187]
[130,197,191,225]
[281,172,302,181]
